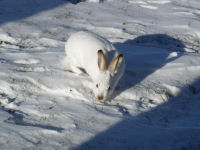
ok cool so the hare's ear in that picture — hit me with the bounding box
[98,50,107,72]
[108,54,123,75]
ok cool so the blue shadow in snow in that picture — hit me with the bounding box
[74,83,200,150]
[112,34,185,97]
[0,0,81,25]
[73,34,200,149]
[0,93,64,132]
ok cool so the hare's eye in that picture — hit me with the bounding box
[108,86,111,91]
[96,84,99,88]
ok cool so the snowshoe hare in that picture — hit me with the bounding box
[65,31,125,101]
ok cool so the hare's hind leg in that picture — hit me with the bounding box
[69,65,83,74]
[65,56,83,74]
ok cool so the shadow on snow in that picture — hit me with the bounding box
[0,0,82,25]
[0,93,64,132]
[73,34,200,150]
[115,34,185,95]
[1,107,64,132]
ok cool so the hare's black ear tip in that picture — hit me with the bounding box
[119,54,123,58]
[98,49,103,53]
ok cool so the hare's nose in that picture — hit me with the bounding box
[97,95,104,100]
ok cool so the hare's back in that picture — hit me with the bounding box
[66,31,114,55]
[65,31,116,76]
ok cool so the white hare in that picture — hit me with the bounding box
[65,31,125,100]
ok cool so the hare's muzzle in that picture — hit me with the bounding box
[97,95,104,101]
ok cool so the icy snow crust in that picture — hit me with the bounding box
[0,0,200,149]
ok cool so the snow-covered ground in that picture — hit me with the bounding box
[0,0,200,149]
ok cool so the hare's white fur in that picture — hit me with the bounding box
[65,31,125,100]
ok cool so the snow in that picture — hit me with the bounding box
[0,0,200,149]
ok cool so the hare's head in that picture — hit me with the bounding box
[93,50,124,101]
